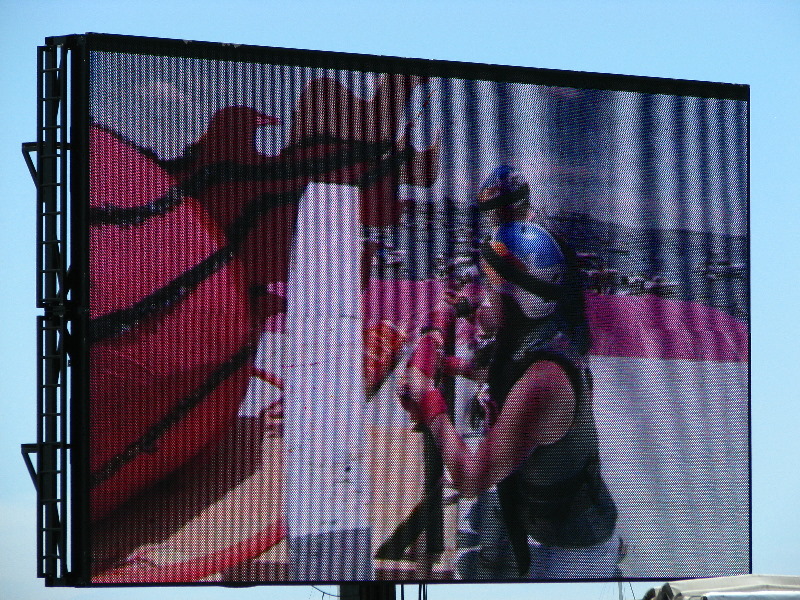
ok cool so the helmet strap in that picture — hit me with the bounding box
[476,184,529,211]
[481,242,565,302]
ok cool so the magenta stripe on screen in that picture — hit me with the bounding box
[261,279,747,363]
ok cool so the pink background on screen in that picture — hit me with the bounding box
[264,280,748,363]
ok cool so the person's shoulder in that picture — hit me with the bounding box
[523,359,573,390]
[510,359,575,445]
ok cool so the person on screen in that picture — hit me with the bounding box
[474,164,532,224]
[399,218,619,580]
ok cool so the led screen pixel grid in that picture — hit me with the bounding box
[83,35,749,584]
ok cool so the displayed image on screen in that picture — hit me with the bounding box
[83,37,749,585]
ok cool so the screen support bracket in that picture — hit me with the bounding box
[21,39,74,587]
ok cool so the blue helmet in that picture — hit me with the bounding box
[482,222,566,319]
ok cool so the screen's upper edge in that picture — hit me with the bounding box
[47,32,748,101]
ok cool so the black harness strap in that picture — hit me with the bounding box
[481,243,566,302]
[475,185,529,211]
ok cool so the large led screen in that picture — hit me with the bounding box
[80,34,749,584]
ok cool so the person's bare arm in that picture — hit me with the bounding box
[405,359,575,498]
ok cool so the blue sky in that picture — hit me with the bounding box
[1,1,798,599]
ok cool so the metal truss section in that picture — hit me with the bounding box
[21,39,72,585]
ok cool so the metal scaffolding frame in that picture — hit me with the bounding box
[21,38,73,586]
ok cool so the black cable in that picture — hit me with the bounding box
[311,585,340,598]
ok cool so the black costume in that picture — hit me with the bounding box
[487,297,617,575]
